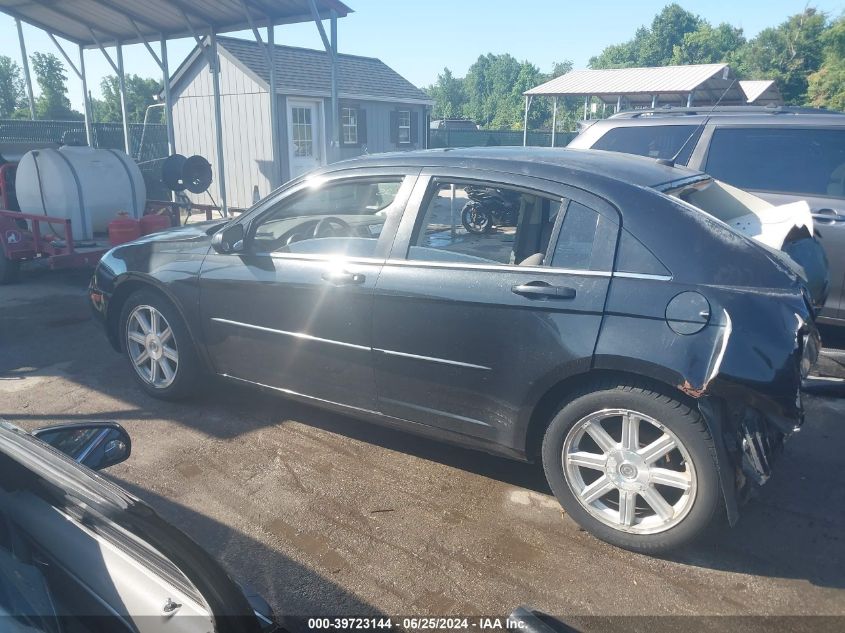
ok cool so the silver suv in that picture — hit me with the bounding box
[569,106,845,324]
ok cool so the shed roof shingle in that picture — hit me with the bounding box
[215,36,431,103]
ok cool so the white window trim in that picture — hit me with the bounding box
[341,107,358,145]
[398,110,411,144]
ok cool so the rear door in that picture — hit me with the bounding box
[694,125,845,320]
[371,170,619,453]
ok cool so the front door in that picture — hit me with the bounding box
[287,100,323,179]
[199,171,416,411]
[372,172,618,452]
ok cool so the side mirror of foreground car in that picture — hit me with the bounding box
[211,223,245,254]
[32,421,132,470]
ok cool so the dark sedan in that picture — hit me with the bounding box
[90,148,819,552]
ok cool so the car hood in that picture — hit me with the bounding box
[130,220,227,247]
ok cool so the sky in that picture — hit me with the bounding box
[0,0,843,113]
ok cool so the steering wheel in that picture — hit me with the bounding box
[313,216,353,238]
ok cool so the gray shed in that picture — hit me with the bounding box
[168,36,432,208]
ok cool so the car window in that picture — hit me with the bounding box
[251,177,408,256]
[550,201,617,272]
[592,125,702,164]
[705,127,845,197]
[407,180,564,267]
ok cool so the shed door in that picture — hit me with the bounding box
[287,99,324,179]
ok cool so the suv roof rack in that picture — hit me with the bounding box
[609,105,843,119]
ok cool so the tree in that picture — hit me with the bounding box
[426,68,466,120]
[672,23,746,65]
[30,52,81,120]
[808,16,845,110]
[94,74,162,123]
[731,8,827,104]
[0,55,24,118]
[590,4,703,68]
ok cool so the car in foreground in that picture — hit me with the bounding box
[0,419,279,632]
[90,148,819,552]
[568,105,845,322]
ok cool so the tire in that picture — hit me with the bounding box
[541,378,721,553]
[119,289,200,400]
[461,205,493,234]
[0,242,20,284]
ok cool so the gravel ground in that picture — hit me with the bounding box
[1,266,844,632]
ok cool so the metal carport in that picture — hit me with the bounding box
[521,63,744,146]
[0,0,352,215]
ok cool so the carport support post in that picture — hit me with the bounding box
[583,95,589,120]
[522,95,531,146]
[687,91,694,107]
[116,42,130,154]
[330,10,339,161]
[209,29,228,217]
[616,95,622,113]
[161,35,176,155]
[16,19,35,120]
[267,21,281,188]
[79,45,93,146]
[651,95,657,108]
[551,97,557,147]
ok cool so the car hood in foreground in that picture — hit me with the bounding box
[0,421,262,633]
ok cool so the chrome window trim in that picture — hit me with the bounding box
[374,348,491,371]
[384,257,672,281]
[211,318,370,351]
[260,251,386,265]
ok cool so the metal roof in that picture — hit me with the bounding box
[525,63,743,105]
[173,36,433,104]
[739,80,783,105]
[0,0,352,48]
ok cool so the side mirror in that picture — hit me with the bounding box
[33,422,132,471]
[211,223,245,254]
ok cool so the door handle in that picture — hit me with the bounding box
[322,270,365,285]
[812,208,845,224]
[512,281,576,299]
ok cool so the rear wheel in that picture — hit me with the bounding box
[541,380,721,553]
[461,204,493,234]
[120,290,199,400]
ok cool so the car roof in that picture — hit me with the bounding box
[327,147,705,190]
[599,106,845,127]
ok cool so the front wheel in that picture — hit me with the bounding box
[120,289,200,400]
[541,380,721,553]
[461,204,493,234]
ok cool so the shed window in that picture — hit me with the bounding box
[341,107,358,145]
[398,110,411,144]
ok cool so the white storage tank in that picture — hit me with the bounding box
[15,145,146,241]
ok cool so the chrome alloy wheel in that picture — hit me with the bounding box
[562,409,697,535]
[126,305,179,389]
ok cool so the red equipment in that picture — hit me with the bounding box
[139,212,172,235]
[108,213,141,246]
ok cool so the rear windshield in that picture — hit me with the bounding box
[592,125,701,164]
[705,127,845,198]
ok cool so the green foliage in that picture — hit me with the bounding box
[672,23,746,65]
[808,16,845,110]
[731,8,827,104]
[0,55,24,118]
[426,68,466,120]
[590,4,704,68]
[93,74,162,123]
[31,52,82,120]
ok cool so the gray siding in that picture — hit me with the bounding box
[172,50,273,209]
[329,100,427,161]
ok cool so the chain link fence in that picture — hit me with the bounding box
[0,119,170,163]
[429,129,576,149]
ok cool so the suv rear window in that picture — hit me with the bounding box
[705,127,845,198]
[592,125,701,164]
